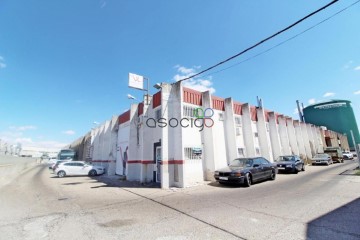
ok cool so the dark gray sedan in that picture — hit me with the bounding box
[275,155,305,173]
[214,157,277,187]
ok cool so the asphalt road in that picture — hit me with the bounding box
[0,155,359,240]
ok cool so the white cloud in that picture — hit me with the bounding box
[343,60,353,69]
[15,137,33,144]
[354,90,360,95]
[173,65,216,94]
[62,130,75,135]
[0,56,6,69]
[308,98,316,104]
[354,66,360,71]
[293,108,299,115]
[323,92,335,98]
[9,125,37,131]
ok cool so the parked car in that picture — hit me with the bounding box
[275,155,305,173]
[214,157,277,187]
[324,147,343,163]
[52,160,72,172]
[342,151,354,160]
[311,153,333,166]
[55,161,105,178]
[48,158,58,169]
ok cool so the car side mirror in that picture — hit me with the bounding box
[253,164,260,168]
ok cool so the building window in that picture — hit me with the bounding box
[184,147,202,160]
[254,132,259,137]
[236,127,241,136]
[183,105,197,118]
[266,123,269,132]
[155,109,161,120]
[219,113,224,121]
[235,117,242,126]
[237,148,245,157]
[256,148,261,155]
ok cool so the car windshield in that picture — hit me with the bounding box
[314,154,328,158]
[276,156,295,162]
[229,158,253,167]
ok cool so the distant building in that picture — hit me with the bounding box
[303,100,360,150]
[19,146,59,158]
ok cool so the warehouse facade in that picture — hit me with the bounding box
[70,81,350,188]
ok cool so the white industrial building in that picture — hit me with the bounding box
[70,81,350,188]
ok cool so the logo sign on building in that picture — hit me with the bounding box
[314,103,346,110]
[128,73,144,90]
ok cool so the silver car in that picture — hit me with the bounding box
[311,153,333,166]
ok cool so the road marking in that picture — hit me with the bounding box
[0,164,14,167]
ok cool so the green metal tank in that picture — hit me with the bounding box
[303,100,360,149]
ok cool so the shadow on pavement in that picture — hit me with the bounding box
[89,175,161,189]
[306,197,360,239]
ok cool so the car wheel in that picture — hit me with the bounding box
[244,173,252,187]
[270,170,276,180]
[58,171,66,178]
[294,168,299,174]
[89,170,97,176]
[301,164,305,171]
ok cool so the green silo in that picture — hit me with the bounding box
[303,100,360,149]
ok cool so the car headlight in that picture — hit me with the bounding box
[230,172,241,177]
[214,171,219,175]
[286,164,293,167]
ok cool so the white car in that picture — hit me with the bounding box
[342,152,354,160]
[311,153,333,166]
[55,161,105,178]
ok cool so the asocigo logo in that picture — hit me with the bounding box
[146,108,214,132]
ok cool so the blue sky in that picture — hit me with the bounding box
[0,0,359,149]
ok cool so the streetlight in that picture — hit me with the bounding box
[153,83,162,90]
[127,94,137,100]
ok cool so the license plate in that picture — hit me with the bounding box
[219,177,228,180]
[278,167,285,170]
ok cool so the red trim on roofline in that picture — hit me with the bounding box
[153,91,161,108]
[212,96,225,111]
[183,87,202,106]
[118,110,130,124]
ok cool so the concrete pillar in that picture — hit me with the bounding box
[278,116,291,155]
[311,125,320,154]
[242,104,256,157]
[224,98,237,164]
[286,118,299,156]
[202,91,216,181]
[160,83,171,189]
[256,108,272,161]
[306,124,316,157]
[301,123,312,161]
[294,120,307,161]
[319,129,327,149]
[107,116,118,175]
[268,112,282,160]
[315,127,325,153]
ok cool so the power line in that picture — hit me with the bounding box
[200,0,360,79]
[178,0,339,82]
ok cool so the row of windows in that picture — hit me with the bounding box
[184,147,261,160]
[237,147,261,157]
[184,147,202,160]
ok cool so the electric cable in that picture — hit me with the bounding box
[199,0,360,79]
[178,0,339,82]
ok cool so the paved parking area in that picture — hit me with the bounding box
[1,157,359,239]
